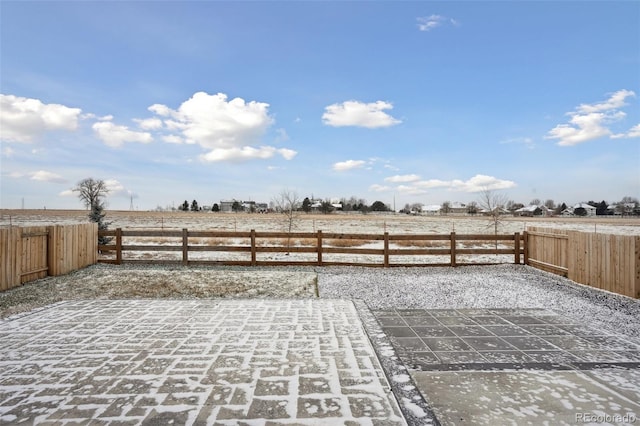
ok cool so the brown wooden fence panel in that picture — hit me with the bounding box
[0,227,21,290]
[525,227,569,276]
[526,227,639,299]
[1,223,98,292]
[20,227,49,284]
[98,228,523,268]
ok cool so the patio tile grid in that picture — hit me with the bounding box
[372,308,640,371]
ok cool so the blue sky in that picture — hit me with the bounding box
[1,1,638,211]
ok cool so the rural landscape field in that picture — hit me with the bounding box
[3,209,639,234]
[3,209,639,266]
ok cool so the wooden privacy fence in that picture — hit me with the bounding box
[1,223,98,291]
[526,227,640,299]
[98,228,524,268]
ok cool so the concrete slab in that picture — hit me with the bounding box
[0,299,406,425]
[412,370,640,425]
[372,308,640,425]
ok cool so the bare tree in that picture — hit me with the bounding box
[271,189,301,254]
[478,188,508,248]
[74,178,109,210]
[73,178,111,246]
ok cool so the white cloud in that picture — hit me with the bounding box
[333,160,367,171]
[612,123,640,139]
[151,92,273,147]
[31,170,67,184]
[396,185,428,195]
[147,92,293,162]
[376,174,516,195]
[576,89,635,113]
[0,94,81,143]
[162,134,184,144]
[134,117,163,130]
[59,189,74,197]
[414,179,451,189]
[546,90,637,146]
[199,146,297,163]
[369,184,391,192]
[417,15,459,32]
[384,174,421,183]
[104,179,136,198]
[449,174,516,192]
[92,121,153,148]
[322,100,401,128]
[279,148,297,160]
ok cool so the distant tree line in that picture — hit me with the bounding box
[161,195,639,216]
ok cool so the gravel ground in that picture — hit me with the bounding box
[2,263,639,341]
[319,264,640,340]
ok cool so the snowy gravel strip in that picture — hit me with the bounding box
[318,264,640,340]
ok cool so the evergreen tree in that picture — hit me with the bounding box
[320,201,334,214]
[302,197,312,213]
[180,200,189,211]
[212,203,219,212]
[191,200,199,211]
[90,200,112,246]
[371,201,388,212]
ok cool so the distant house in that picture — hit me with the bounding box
[422,205,441,215]
[562,203,597,217]
[514,205,550,217]
[573,203,597,217]
[609,203,636,216]
[219,200,236,213]
[450,202,468,215]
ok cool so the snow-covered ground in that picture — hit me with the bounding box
[2,209,639,235]
[319,265,640,340]
[2,263,638,342]
[4,210,638,266]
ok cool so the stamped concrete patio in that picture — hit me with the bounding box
[1,300,640,425]
[0,299,404,425]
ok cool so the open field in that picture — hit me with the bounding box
[3,209,639,265]
[2,209,639,234]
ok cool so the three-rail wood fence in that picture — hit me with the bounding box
[1,224,97,291]
[97,229,525,268]
[2,225,638,299]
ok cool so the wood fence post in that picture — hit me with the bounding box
[383,232,389,267]
[523,231,529,265]
[116,228,122,265]
[182,228,188,266]
[46,225,56,276]
[250,229,256,266]
[514,232,520,264]
[450,232,457,267]
[635,236,640,299]
[317,230,323,266]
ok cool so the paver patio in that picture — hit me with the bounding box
[0,299,405,425]
[372,308,640,425]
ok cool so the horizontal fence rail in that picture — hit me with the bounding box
[526,226,639,299]
[98,228,524,268]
